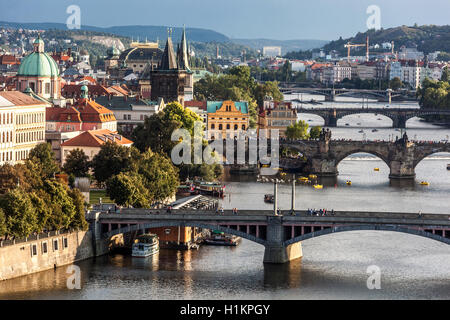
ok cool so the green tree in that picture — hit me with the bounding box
[285,120,310,140]
[390,77,403,90]
[68,188,88,230]
[28,143,60,178]
[0,188,37,238]
[63,148,91,177]
[43,180,76,230]
[137,150,179,203]
[106,172,150,208]
[0,208,7,237]
[91,142,137,184]
[309,126,322,140]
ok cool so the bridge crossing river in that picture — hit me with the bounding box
[89,208,450,264]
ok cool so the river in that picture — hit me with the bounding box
[1,95,449,300]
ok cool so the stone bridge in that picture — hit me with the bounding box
[87,209,450,264]
[280,134,450,179]
[295,107,450,128]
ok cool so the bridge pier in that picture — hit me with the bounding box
[324,115,337,127]
[310,157,338,177]
[392,116,406,128]
[325,94,335,102]
[263,216,302,264]
[389,160,416,180]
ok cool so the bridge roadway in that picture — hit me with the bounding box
[89,209,450,264]
[295,107,450,128]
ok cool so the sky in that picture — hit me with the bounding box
[0,0,449,40]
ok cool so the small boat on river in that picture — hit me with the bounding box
[132,234,159,257]
[264,194,274,203]
[203,230,241,246]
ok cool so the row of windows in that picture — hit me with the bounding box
[210,124,246,130]
[0,113,13,125]
[30,237,69,257]
[1,151,13,162]
[210,117,247,121]
[16,113,45,125]
[0,131,12,143]
[16,130,44,144]
[16,149,30,161]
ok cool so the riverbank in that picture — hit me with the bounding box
[0,230,96,281]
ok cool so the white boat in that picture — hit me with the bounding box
[132,234,159,257]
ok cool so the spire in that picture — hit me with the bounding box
[159,29,178,70]
[178,25,190,71]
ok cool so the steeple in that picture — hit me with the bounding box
[159,28,178,70]
[178,25,190,71]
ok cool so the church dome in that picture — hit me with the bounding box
[17,36,60,77]
[17,52,60,77]
[107,46,121,57]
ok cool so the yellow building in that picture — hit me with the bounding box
[0,91,47,165]
[207,101,249,140]
[258,100,297,138]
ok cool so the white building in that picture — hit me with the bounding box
[0,91,47,165]
[263,46,282,57]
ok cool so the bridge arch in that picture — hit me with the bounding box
[413,150,450,169]
[336,112,394,127]
[102,221,267,246]
[284,225,450,246]
[335,150,390,168]
[297,113,327,126]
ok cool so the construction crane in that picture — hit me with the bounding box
[344,36,369,62]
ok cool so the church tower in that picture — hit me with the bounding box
[150,27,193,105]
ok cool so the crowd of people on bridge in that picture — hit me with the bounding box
[307,208,335,216]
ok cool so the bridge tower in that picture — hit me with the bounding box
[389,133,416,179]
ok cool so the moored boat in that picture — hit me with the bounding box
[313,184,323,189]
[203,230,241,246]
[132,234,159,257]
[264,194,274,203]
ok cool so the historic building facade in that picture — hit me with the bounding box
[16,35,62,100]
[0,91,47,165]
[258,99,297,138]
[206,101,249,140]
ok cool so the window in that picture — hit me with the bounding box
[42,242,48,254]
[63,238,68,249]
[31,244,37,257]
[123,115,127,120]
[211,124,215,130]
[226,124,230,130]
[234,124,238,130]
[45,83,50,94]
[53,239,59,251]
[242,125,246,130]
[219,124,223,130]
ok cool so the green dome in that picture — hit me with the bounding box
[17,52,60,77]
[107,45,121,57]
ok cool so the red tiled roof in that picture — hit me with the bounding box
[185,100,207,110]
[61,129,133,148]
[0,91,46,106]
[73,98,116,123]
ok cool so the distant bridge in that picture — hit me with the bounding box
[279,86,416,102]
[88,209,450,264]
[280,138,450,179]
[295,107,450,128]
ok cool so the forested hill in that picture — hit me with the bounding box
[0,21,230,43]
[323,25,450,56]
